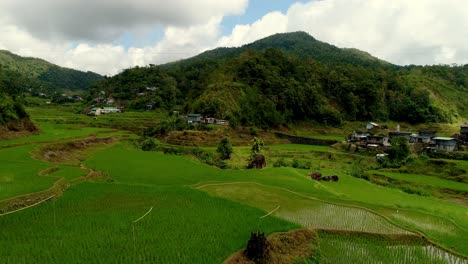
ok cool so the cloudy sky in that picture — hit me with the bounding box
[1,0,467,75]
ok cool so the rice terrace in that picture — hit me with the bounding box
[1,3,468,262]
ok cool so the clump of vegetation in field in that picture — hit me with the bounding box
[247,138,266,169]
[217,137,233,160]
[226,229,319,264]
[379,137,411,168]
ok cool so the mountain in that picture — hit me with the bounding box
[88,32,468,127]
[0,50,103,94]
[165,32,392,69]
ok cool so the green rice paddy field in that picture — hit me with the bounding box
[1,120,467,263]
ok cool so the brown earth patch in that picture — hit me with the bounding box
[0,118,38,140]
[224,229,318,264]
[32,137,116,165]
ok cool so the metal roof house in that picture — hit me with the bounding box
[186,114,203,124]
[432,137,458,152]
[411,130,437,143]
[350,131,371,142]
[461,124,468,137]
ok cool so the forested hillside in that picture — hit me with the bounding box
[87,32,468,127]
[0,50,102,94]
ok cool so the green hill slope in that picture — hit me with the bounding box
[88,32,468,126]
[0,50,103,93]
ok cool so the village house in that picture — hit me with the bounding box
[186,114,203,124]
[214,119,229,126]
[366,122,379,130]
[106,98,115,105]
[350,131,371,142]
[411,130,437,143]
[146,87,158,92]
[204,117,215,124]
[461,125,468,142]
[365,135,391,148]
[432,137,459,152]
[87,107,121,116]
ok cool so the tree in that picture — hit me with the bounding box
[247,137,266,169]
[217,137,233,160]
[387,137,410,162]
[250,137,264,156]
[245,232,269,262]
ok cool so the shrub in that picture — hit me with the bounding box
[273,158,289,167]
[217,137,233,160]
[141,138,157,151]
[245,232,269,262]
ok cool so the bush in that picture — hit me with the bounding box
[245,232,269,262]
[273,158,289,167]
[291,159,312,169]
[217,137,233,160]
[141,138,157,151]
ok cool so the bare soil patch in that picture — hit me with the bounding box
[32,137,116,165]
[0,118,38,140]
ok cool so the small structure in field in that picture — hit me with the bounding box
[87,107,121,116]
[432,137,459,152]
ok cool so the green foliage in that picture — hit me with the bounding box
[0,50,102,94]
[217,137,233,160]
[0,93,18,124]
[83,32,468,127]
[251,137,264,156]
[141,138,157,151]
[386,137,410,164]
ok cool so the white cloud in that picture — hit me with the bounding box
[0,0,247,42]
[217,12,287,47]
[220,0,468,66]
[0,3,239,75]
[1,0,468,76]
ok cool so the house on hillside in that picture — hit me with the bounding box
[215,119,229,126]
[186,114,203,124]
[411,130,437,143]
[350,131,371,142]
[106,98,115,105]
[87,107,102,116]
[432,137,458,152]
[146,87,158,92]
[461,125,468,142]
[366,135,391,148]
[204,117,215,124]
[366,122,379,130]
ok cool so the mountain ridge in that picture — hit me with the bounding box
[87,31,468,126]
[0,50,103,93]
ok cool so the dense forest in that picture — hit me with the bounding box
[0,50,102,95]
[0,67,29,125]
[87,32,468,128]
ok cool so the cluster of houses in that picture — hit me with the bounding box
[350,123,468,152]
[186,114,229,126]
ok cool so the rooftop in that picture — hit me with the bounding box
[432,137,456,141]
